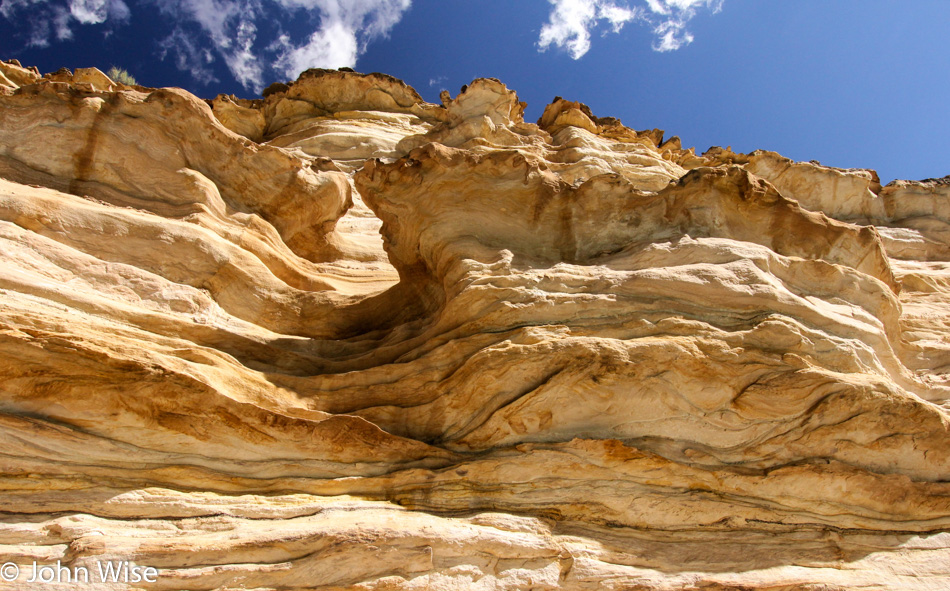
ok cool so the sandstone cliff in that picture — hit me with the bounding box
[0,59,948,590]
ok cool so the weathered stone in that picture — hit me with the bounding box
[0,62,947,590]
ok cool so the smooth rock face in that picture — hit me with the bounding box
[0,61,948,590]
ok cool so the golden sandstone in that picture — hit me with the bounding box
[0,60,948,590]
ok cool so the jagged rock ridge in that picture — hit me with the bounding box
[0,59,948,590]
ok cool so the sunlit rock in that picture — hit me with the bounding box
[0,62,947,591]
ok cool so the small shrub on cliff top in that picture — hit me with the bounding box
[107,66,137,86]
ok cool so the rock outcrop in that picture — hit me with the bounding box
[0,60,948,590]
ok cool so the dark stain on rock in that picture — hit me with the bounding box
[68,96,112,196]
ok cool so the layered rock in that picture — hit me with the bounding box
[0,61,948,590]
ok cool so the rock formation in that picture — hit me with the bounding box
[0,59,948,590]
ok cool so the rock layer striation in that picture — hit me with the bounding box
[1,60,949,590]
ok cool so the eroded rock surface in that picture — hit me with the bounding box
[0,61,948,590]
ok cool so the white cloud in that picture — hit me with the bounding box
[157,27,219,83]
[653,23,691,52]
[538,0,640,60]
[157,0,413,89]
[646,0,722,52]
[274,18,360,76]
[0,0,128,44]
[52,4,73,39]
[0,0,48,20]
[270,0,410,79]
[68,0,128,24]
[222,18,263,88]
[538,0,723,58]
[0,0,411,92]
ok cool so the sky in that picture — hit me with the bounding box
[1,0,948,183]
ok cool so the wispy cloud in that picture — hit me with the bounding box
[69,0,129,25]
[271,0,409,81]
[538,0,640,60]
[273,18,360,78]
[538,0,723,58]
[0,0,130,46]
[0,0,411,91]
[157,26,219,84]
[151,0,258,85]
[648,0,723,51]
[159,0,411,90]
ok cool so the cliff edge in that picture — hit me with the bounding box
[1,60,948,590]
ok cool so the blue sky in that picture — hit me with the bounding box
[1,0,947,183]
